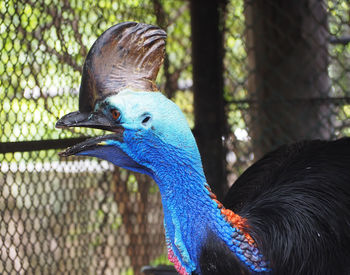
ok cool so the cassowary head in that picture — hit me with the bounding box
[56,22,201,179]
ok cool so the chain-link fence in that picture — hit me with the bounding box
[1,0,349,274]
[224,0,350,183]
[0,1,190,274]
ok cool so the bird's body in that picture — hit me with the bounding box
[56,22,350,275]
[203,138,350,275]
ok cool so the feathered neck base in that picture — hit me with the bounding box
[204,186,269,273]
[135,126,271,274]
[153,162,270,274]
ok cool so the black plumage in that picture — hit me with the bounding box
[199,138,350,275]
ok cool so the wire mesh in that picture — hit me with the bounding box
[224,0,350,184]
[0,1,190,274]
[1,0,349,274]
[0,152,166,274]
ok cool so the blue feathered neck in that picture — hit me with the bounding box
[129,135,269,274]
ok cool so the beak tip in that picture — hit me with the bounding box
[58,149,72,157]
[55,122,66,129]
[55,114,73,129]
[58,151,66,157]
[55,111,88,129]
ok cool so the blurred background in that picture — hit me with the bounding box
[0,0,349,274]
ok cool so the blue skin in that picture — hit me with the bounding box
[77,89,267,274]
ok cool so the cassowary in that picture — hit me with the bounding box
[56,22,350,275]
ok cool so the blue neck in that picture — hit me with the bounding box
[148,147,269,274]
[151,156,213,274]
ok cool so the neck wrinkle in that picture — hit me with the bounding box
[151,153,207,198]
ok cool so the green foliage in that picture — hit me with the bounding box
[224,0,247,103]
[173,91,194,128]
[0,2,188,273]
[0,0,192,145]
[1,0,349,171]
[150,254,172,266]
[127,174,138,192]
[328,0,350,97]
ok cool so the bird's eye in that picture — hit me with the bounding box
[110,109,121,121]
[142,116,151,124]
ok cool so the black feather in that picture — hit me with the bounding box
[198,232,254,275]
[200,138,350,274]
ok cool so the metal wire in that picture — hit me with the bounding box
[224,0,350,184]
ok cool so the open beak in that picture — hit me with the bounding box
[56,111,124,157]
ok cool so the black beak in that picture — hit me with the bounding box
[56,110,119,132]
[56,111,124,157]
[57,133,123,157]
